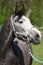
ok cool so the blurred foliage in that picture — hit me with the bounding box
[0,0,43,27]
[0,0,13,25]
[0,0,29,25]
[30,0,43,27]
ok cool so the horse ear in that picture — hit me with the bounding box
[17,3,25,18]
[13,1,25,18]
[13,2,18,16]
[15,2,18,15]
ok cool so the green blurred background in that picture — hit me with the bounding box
[0,0,43,27]
[0,0,43,65]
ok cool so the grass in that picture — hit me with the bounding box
[32,31,43,65]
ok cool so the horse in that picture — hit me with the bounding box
[0,4,41,65]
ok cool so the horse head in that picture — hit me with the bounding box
[18,15,41,44]
[12,15,41,45]
[12,2,41,45]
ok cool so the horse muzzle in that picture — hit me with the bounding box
[30,27,41,45]
[32,34,41,45]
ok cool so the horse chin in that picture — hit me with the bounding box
[31,37,40,45]
[32,40,40,45]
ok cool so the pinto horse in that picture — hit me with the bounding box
[0,4,41,65]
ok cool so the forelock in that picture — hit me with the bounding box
[19,15,31,22]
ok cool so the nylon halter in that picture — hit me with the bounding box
[10,15,34,42]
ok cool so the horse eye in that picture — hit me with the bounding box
[19,21,23,23]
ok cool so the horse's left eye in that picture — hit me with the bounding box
[19,21,23,24]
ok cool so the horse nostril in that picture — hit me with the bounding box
[36,34,39,38]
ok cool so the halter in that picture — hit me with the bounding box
[11,15,34,42]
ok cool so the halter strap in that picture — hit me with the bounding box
[10,15,34,42]
[11,15,19,32]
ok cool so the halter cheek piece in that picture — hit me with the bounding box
[27,26,34,42]
[11,15,34,43]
